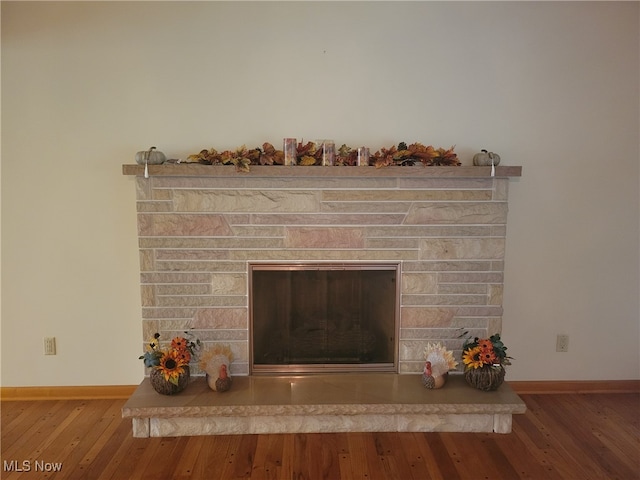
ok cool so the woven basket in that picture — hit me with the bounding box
[464,365,505,391]
[149,366,190,395]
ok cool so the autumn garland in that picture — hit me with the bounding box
[186,141,460,172]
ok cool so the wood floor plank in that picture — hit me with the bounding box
[72,400,131,474]
[231,434,259,478]
[249,434,282,480]
[1,399,70,460]
[1,392,638,480]
[345,432,372,479]
[439,432,507,480]
[419,433,461,480]
[395,432,433,480]
[493,419,561,480]
[170,435,206,480]
[33,400,113,475]
[191,434,232,479]
[524,395,616,480]
[362,432,391,480]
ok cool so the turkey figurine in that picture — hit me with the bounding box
[215,364,232,392]
[421,342,458,389]
[199,344,234,392]
[422,361,435,388]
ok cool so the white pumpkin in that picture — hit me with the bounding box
[473,149,500,166]
[135,147,166,165]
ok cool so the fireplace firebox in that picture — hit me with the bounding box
[250,263,400,374]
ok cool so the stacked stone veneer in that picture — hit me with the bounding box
[133,167,513,375]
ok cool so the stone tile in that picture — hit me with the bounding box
[138,213,233,237]
[173,190,319,213]
[135,177,152,200]
[438,284,487,295]
[487,317,502,334]
[230,249,419,261]
[399,331,463,344]
[401,294,487,306]
[197,330,248,342]
[141,320,160,342]
[142,307,197,319]
[154,261,246,273]
[151,188,173,201]
[285,227,365,249]
[402,261,494,272]
[158,295,247,307]
[210,273,247,295]
[367,225,494,237]
[132,418,150,437]
[405,202,508,225]
[322,189,492,201]
[366,237,421,249]
[155,249,230,260]
[420,238,505,260]
[156,260,245,272]
[454,306,504,317]
[401,273,438,294]
[492,178,509,201]
[252,213,406,225]
[141,272,213,284]
[488,284,504,305]
[399,177,494,189]
[231,225,285,237]
[139,250,154,272]
[191,308,248,329]
[140,285,155,306]
[400,307,455,327]
[321,201,413,213]
[156,284,212,295]
[137,200,173,212]
[223,214,251,225]
[438,272,504,283]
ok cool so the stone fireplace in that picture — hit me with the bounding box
[122,163,525,436]
[124,164,521,377]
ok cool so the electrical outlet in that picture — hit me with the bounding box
[44,337,56,355]
[556,334,569,352]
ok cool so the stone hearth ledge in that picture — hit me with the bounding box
[122,374,526,437]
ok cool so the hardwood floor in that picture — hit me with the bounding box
[1,393,638,480]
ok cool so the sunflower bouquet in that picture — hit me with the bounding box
[461,334,511,391]
[139,332,201,386]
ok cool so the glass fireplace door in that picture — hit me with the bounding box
[250,263,399,374]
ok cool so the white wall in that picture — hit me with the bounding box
[2,1,638,386]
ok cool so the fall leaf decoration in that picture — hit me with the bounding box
[371,142,460,168]
[187,141,460,171]
[259,142,284,165]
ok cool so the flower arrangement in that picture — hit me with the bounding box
[186,141,460,172]
[462,334,511,370]
[139,332,201,386]
[461,334,511,391]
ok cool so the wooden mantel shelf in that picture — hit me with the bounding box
[122,164,522,178]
